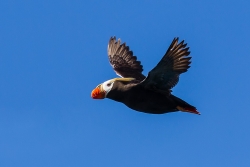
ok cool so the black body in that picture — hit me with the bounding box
[107,81,195,114]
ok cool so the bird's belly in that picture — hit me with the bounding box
[123,92,177,114]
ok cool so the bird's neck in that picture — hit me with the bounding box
[106,82,130,102]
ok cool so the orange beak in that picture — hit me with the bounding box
[91,86,106,99]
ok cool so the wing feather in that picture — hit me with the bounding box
[108,37,146,81]
[139,37,192,93]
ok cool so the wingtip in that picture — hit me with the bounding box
[110,36,122,44]
[173,37,188,47]
[110,36,117,42]
[180,40,185,45]
[173,37,179,43]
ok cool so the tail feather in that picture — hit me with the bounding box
[171,95,200,115]
[177,106,200,115]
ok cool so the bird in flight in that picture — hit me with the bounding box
[91,37,199,115]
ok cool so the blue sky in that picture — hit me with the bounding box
[0,0,250,166]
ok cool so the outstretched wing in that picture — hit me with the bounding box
[108,37,146,81]
[139,37,191,93]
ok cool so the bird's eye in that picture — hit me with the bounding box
[107,83,111,87]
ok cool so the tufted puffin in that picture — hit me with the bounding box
[91,37,199,115]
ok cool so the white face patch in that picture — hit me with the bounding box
[102,79,115,96]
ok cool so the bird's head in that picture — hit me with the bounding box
[91,78,135,99]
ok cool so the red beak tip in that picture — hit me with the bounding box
[91,87,105,99]
[91,95,97,99]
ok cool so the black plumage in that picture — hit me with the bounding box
[91,37,199,115]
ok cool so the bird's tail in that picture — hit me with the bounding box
[172,95,200,115]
